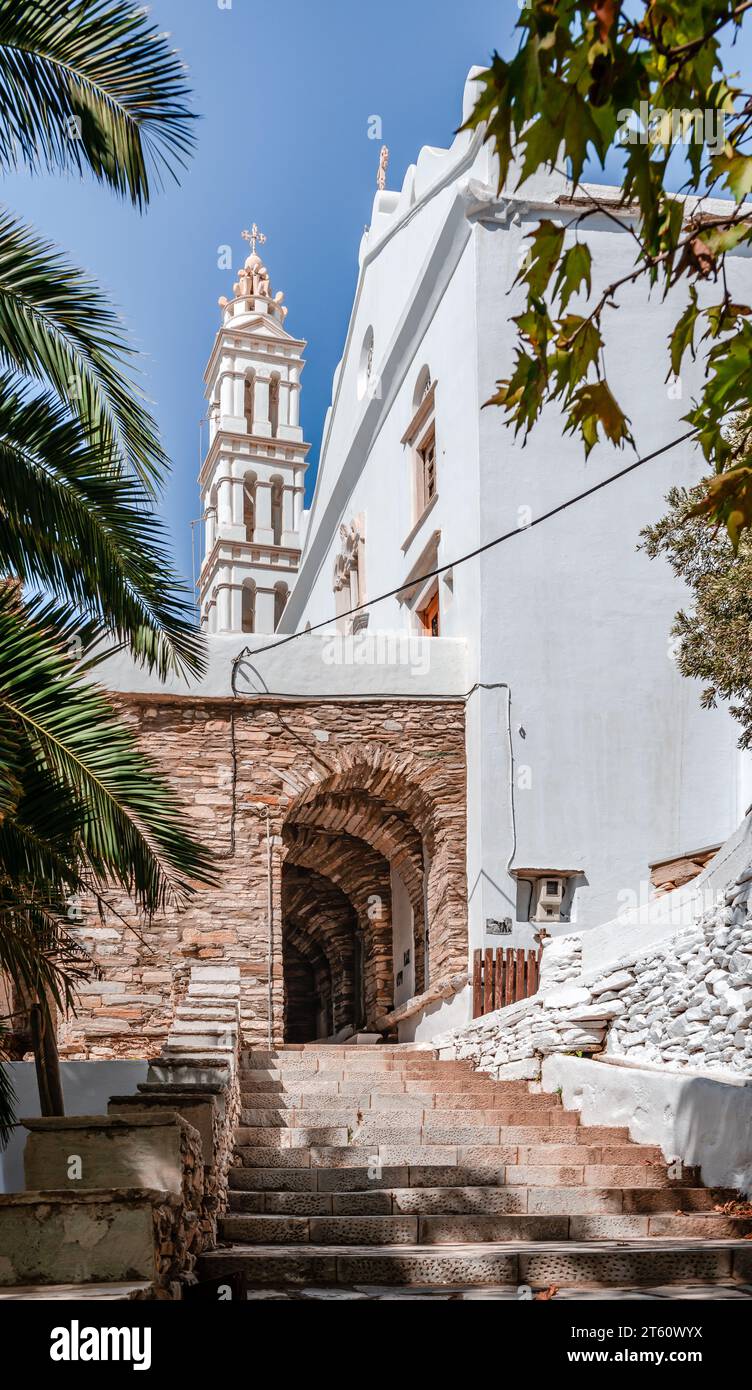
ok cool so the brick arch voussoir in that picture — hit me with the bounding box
[287,793,425,910]
[281,742,442,850]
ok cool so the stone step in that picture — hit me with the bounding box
[186,992,240,1008]
[162,1042,236,1059]
[199,1238,750,1288]
[237,1108,581,1130]
[233,1131,655,1164]
[238,1084,554,1106]
[245,1046,433,1058]
[169,1019,239,1038]
[240,1069,477,1088]
[241,1282,752,1302]
[228,1184,735,1218]
[218,1209,752,1245]
[232,1145,681,1181]
[0,1191,162,1287]
[242,1055,467,1073]
[238,1078,527,1098]
[175,1006,239,1023]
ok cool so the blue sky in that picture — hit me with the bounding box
[3,1,750,592]
[2,0,505,588]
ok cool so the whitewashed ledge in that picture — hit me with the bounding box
[541,1053,752,1198]
[374,970,469,1034]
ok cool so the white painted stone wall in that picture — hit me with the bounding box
[541,1054,752,1197]
[436,838,752,1081]
[278,65,752,954]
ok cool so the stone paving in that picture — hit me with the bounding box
[198,1044,752,1300]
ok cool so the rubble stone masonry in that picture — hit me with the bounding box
[58,695,467,1060]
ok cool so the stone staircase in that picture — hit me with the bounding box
[198,1045,752,1299]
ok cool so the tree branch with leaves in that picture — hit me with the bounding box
[466,0,752,540]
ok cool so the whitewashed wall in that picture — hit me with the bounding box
[282,66,752,963]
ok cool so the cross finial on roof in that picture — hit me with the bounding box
[242,223,267,256]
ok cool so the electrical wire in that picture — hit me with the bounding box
[243,428,696,660]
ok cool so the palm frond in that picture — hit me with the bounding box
[0,594,216,912]
[0,0,196,206]
[0,376,205,678]
[0,1042,16,1148]
[0,211,170,493]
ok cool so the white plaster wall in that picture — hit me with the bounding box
[390,866,415,1008]
[283,225,484,644]
[94,631,468,702]
[278,69,750,977]
[399,984,471,1045]
[473,212,752,945]
[541,1054,752,1196]
[0,1060,148,1193]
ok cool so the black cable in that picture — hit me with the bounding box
[244,428,696,660]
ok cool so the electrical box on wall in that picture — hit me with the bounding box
[532,875,566,922]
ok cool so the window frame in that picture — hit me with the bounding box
[402,378,438,527]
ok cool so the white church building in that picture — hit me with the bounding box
[194,68,750,971]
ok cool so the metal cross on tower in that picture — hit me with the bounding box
[242,223,267,256]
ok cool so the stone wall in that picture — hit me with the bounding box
[437,861,752,1082]
[650,845,720,896]
[58,696,467,1058]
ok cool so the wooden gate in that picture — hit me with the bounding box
[472,946,541,1018]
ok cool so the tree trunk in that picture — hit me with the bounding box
[30,1001,64,1116]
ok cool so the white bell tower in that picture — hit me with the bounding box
[199,225,309,634]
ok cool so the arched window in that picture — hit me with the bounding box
[357,326,375,401]
[205,484,218,552]
[269,373,280,438]
[413,364,432,411]
[403,366,437,523]
[242,582,255,634]
[271,477,283,546]
[244,373,255,433]
[243,471,256,541]
[274,582,289,629]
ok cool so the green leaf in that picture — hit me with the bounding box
[688,466,752,549]
[710,151,752,203]
[553,243,593,312]
[0,375,204,679]
[0,0,196,207]
[669,288,699,377]
[565,380,634,457]
[0,590,215,912]
[699,220,752,256]
[517,219,566,297]
[556,314,602,391]
[0,210,168,494]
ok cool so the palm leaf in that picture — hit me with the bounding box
[0,211,171,493]
[0,594,216,912]
[0,1041,16,1148]
[0,376,204,678]
[0,0,196,206]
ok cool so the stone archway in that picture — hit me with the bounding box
[279,742,466,1042]
[283,867,360,1038]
